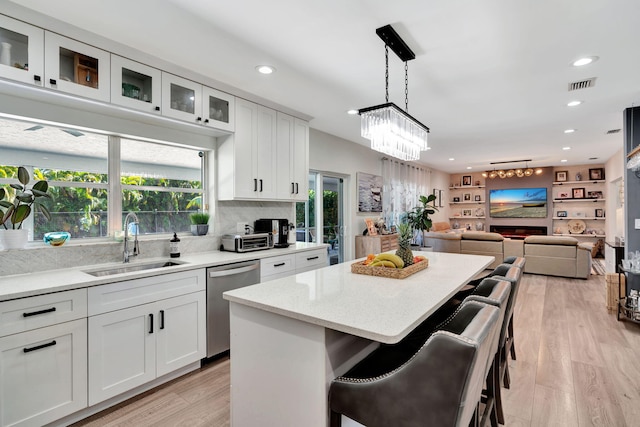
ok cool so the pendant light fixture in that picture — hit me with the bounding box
[358,25,430,161]
[481,160,543,179]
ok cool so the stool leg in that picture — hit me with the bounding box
[508,318,516,360]
[494,353,505,424]
[330,410,342,427]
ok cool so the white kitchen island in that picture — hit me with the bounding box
[223,251,494,427]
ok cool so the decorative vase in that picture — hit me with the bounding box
[0,42,11,66]
[0,228,29,250]
[190,224,209,236]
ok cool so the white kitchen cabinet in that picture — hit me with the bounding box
[0,15,44,86]
[0,318,87,427]
[276,113,309,201]
[110,54,162,114]
[44,31,110,101]
[295,248,327,273]
[260,248,327,281]
[218,98,278,200]
[161,72,235,131]
[87,269,206,405]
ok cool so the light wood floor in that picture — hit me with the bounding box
[73,272,640,427]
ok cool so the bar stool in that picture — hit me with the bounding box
[328,301,501,427]
[465,278,512,425]
[503,256,526,270]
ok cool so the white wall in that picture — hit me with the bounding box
[309,128,450,260]
[605,147,625,240]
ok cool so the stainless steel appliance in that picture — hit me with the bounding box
[254,218,291,248]
[206,260,260,357]
[220,233,273,252]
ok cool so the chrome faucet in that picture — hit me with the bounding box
[123,212,141,263]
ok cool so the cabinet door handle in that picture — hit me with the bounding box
[24,340,56,353]
[33,75,41,82]
[160,310,165,330]
[196,117,202,122]
[154,106,160,111]
[49,78,57,86]
[204,119,209,124]
[260,179,263,192]
[306,256,319,261]
[149,313,154,334]
[274,262,286,267]
[23,307,56,317]
[296,183,299,194]
[292,182,295,194]
[254,178,258,191]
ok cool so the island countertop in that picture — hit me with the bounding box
[224,251,494,344]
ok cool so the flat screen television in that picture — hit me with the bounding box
[489,188,548,218]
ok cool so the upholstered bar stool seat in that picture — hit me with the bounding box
[329,301,501,427]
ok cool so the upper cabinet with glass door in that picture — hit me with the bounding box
[110,55,161,114]
[44,32,110,102]
[0,15,44,86]
[162,72,234,132]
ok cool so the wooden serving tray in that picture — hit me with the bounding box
[351,258,429,279]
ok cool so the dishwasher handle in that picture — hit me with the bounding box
[208,262,259,278]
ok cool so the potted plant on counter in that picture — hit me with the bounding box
[407,194,438,249]
[189,212,210,236]
[0,166,52,249]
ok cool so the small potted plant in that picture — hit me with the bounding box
[189,212,210,236]
[0,166,52,249]
[407,194,438,249]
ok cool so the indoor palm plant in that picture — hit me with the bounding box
[0,166,52,249]
[406,194,438,248]
[189,212,210,236]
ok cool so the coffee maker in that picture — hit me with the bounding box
[254,219,291,248]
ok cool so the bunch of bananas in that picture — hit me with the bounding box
[364,253,405,269]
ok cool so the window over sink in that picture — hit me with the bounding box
[0,116,204,242]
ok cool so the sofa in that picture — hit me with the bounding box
[422,231,591,279]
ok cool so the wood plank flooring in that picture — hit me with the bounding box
[73,272,640,427]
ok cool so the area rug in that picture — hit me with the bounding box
[591,258,606,275]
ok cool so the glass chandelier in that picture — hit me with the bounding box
[359,25,429,162]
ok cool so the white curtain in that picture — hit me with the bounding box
[381,157,431,228]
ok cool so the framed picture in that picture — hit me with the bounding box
[439,189,444,208]
[555,170,568,182]
[595,208,604,218]
[462,209,472,217]
[557,210,568,217]
[572,187,585,199]
[465,223,472,231]
[432,188,439,206]
[357,172,382,212]
[462,175,472,186]
[474,195,481,201]
[558,191,570,199]
[587,190,604,199]
[463,193,471,201]
[453,196,460,202]
[589,168,605,181]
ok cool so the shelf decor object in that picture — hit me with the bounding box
[567,219,586,234]
[358,25,429,161]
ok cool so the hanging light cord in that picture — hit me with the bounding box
[405,61,409,112]
[385,45,389,103]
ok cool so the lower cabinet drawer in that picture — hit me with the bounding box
[295,249,327,272]
[0,318,88,426]
[260,254,295,281]
[0,288,87,337]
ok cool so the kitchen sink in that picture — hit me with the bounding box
[84,261,186,277]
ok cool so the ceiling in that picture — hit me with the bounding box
[8,0,640,173]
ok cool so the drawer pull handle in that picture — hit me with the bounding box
[23,307,56,317]
[274,262,286,267]
[149,313,154,334]
[254,179,258,191]
[307,256,319,261]
[24,340,56,353]
[49,78,57,85]
[160,310,165,330]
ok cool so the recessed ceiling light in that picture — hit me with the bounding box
[567,100,582,107]
[256,65,275,74]
[572,56,598,67]
[347,109,358,115]
[561,159,568,163]
[564,129,576,133]
[466,166,472,170]
[449,158,455,161]
[562,146,571,150]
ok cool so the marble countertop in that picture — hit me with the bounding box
[224,251,494,344]
[0,243,327,302]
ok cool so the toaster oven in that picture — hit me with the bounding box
[220,233,274,252]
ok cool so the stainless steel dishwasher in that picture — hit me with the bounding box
[206,259,260,358]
